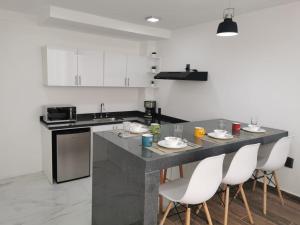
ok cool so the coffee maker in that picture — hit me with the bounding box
[144,101,156,119]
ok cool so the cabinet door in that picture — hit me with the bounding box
[126,55,151,87]
[78,50,104,87]
[103,52,127,87]
[46,47,77,86]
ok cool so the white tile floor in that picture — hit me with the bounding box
[0,173,91,225]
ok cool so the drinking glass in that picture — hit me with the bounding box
[174,124,184,139]
[123,122,131,133]
[218,119,225,130]
[251,116,259,126]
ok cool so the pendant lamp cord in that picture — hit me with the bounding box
[223,0,234,19]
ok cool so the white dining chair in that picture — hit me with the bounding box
[252,136,291,215]
[159,154,225,225]
[159,165,184,212]
[222,143,260,225]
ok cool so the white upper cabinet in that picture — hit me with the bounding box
[126,55,151,87]
[45,47,77,86]
[103,52,127,87]
[77,50,104,87]
[44,46,152,88]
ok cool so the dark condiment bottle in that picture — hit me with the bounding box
[157,108,162,123]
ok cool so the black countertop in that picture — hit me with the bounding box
[40,110,187,130]
[94,118,288,172]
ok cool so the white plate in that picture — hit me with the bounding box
[207,132,234,140]
[158,140,187,149]
[130,127,148,134]
[242,127,266,133]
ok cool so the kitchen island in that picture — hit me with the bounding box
[92,119,288,225]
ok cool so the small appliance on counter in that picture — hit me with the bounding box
[43,105,77,124]
[144,101,156,119]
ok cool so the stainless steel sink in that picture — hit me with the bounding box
[92,117,123,123]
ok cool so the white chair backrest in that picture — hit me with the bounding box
[262,137,291,171]
[223,143,260,185]
[180,154,225,205]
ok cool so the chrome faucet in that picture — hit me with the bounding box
[100,103,105,118]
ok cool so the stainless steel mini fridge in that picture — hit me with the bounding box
[52,128,91,183]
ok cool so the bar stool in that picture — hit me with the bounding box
[222,143,260,225]
[252,137,291,215]
[160,166,184,212]
[159,154,225,225]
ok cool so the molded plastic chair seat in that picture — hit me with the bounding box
[222,143,260,185]
[222,143,260,225]
[159,154,225,225]
[252,137,291,215]
[256,137,291,171]
[159,178,189,203]
[159,165,184,212]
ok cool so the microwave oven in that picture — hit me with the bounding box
[43,105,77,124]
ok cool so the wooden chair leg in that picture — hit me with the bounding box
[252,170,259,192]
[185,207,191,225]
[240,184,254,224]
[203,202,213,225]
[159,201,173,225]
[221,184,227,205]
[263,173,268,215]
[159,170,164,213]
[273,171,284,205]
[224,186,230,225]
[233,185,241,200]
[179,165,184,178]
[163,169,167,183]
[195,203,203,215]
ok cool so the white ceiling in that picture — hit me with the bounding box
[0,0,299,29]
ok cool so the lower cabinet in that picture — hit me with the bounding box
[90,124,123,175]
[92,124,123,132]
[41,124,123,184]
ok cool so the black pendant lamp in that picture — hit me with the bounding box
[217,8,238,37]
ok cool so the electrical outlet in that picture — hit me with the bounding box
[285,157,294,169]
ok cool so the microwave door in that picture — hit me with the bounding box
[43,105,76,123]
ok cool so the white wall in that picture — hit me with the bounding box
[156,2,300,196]
[0,9,144,180]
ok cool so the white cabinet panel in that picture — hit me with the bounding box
[103,52,127,87]
[78,50,104,87]
[45,47,77,86]
[44,47,152,88]
[126,55,151,87]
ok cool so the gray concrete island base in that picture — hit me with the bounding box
[92,119,288,225]
[92,135,160,225]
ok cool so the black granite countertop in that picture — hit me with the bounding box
[94,119,288,171]
[40,110,187,130]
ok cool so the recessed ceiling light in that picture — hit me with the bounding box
[145,16,160,23]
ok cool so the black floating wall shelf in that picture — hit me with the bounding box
[154,71,208,81]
